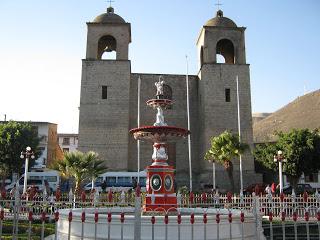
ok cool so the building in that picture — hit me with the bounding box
[78,6,261,190]
[0,121,61,169]
[58,133,79,152]
[32,122,60,169]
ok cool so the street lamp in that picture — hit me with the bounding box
[209,159,216,191]
[20,146,35,194]
[274,150,286,193]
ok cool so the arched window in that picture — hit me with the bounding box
[97,35,117,60]
[216,39,235,64]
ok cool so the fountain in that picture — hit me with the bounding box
[56,76,266,240]
[130,76,189,211]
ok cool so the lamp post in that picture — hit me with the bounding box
[274,150,286,193]
[209,159,216,191]
[20,146,35,194]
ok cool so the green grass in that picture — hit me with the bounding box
[0,220,55,239]
[262,220,320,240]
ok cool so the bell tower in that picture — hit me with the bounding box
[78,6,132,170]
[197,10,260,189]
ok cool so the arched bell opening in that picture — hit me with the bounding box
[98,35,117,60]
[216,39,235,64]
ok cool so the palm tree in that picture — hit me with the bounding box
[83,151,107,190]
[52,151,108,193]
[52,151,89,193]
[205,130,248,191]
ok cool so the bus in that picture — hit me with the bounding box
[6,171,60,193]
[84,171,147,192]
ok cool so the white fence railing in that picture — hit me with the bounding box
[1,188,320,239]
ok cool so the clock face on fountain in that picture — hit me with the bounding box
[164,175,172,191]
[150,174,162,191]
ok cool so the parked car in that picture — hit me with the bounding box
[282,183,315,195]
[243,183,268,195]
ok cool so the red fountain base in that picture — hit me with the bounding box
[144,165,177,212]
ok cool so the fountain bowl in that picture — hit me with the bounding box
[56,207,265,240]
[130,126,190,142]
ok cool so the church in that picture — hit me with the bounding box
[78,5,261,190]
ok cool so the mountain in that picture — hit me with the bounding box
[253,89,320,143]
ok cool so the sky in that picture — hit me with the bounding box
[0,0,319,133]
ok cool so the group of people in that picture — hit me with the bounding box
[264,182,279,195]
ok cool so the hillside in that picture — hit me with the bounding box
[253,89,320,143]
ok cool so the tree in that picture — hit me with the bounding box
[205,130,248,191]
[253,129,320,189]
[83,151,107,190]
[51,151,107,192]
[0,121,40,178]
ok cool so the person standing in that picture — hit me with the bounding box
[265,184,271,195]
[271,182,276,194]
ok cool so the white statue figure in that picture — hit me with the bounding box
[154,107,167,126]
[155,77,165,96]
[152,144,168,161]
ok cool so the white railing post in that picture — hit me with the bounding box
[134,189,141,240]
[12,184,20,240]
[252,193,261,240]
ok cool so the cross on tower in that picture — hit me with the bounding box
[215,0,223,10]
[107,0,115,7]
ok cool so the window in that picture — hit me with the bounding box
[29,176,40,180]
[305,173,318,182]
[31,126,38,135]
[216,39,235,64]
[98,35,117,60]
[62,137,70,145]
[225,88,231,102]
[45,176,58,182]
[102,86,108,99]
[118,177,131,184]
[139,177,147,187]
[106,177,116,184]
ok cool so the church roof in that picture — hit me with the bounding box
[93,7,126,24]
[205,10,237,28]
[253,89,320,143]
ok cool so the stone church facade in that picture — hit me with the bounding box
[78,6,261,190]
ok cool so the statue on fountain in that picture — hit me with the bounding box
[154,107,167,126]
[155,76,165,97]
